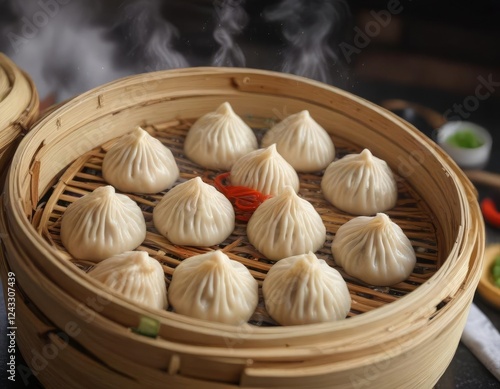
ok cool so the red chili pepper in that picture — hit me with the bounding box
[214,173,271,221]
[481,197,500,228]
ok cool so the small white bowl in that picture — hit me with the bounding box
[437,121,492,169]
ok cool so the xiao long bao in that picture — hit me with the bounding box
[332,213,416,286]
[261,110,335,172]
[168,250,258,325]
[183,102,258,170]
[87,251,168,310]
[321,148,398,215]
[153,177,235,246]
[230,144,300,196]
[262,252,351,326]
[60,185,146,261]
[102,127,179,194]
[247,186,326,260]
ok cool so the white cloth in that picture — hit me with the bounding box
[461,303,500,381]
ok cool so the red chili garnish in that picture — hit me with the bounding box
[481,197,500,228]
[214,172,271,221]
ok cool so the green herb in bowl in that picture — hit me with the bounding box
[446,130,484,149]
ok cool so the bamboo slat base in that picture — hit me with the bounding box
[33,121,441,324]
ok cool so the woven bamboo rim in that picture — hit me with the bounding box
[1,68,484,387]
[0,53,39,172]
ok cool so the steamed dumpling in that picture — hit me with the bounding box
[87,251,167,310]
[263,252,351,325]
[247,186,326,260]
[230,144,300,196]
[153,177,235,246]
[321,148,397,215]
[60,186,146,261]
[168,250,258,324]
[261,110,335,172]
[102,127,179,193]
[332,213,416,286]
[184,102,258,170]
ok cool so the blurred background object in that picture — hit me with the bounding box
[349,0,500,94]
[0,0,499,100]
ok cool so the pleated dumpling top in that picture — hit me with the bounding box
[60,186,146,261]
[332,213,416,286]
[102,127,179,194]
[247,186,326,260]
[184,102,258,170]
[87,251,167,310]
[263,252,351,325]
[261,110,335,172]
[321,148,397,215]
[153,177,235,246]
[230,144,300,196]
[168,250,258,325]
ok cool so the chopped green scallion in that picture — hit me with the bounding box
[446,130,484,149]
[132,316,160,338]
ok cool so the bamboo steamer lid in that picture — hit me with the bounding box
[0,53,39,174]
[0,68,484,388]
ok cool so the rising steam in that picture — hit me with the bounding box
[114,0,189,72]
[265,0,349,84]
[212,0,248,67]
[0,0,130,101]
[0,0,351,101]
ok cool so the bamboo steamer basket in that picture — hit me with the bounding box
[0,68,484,388]
[0,54,39,175]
